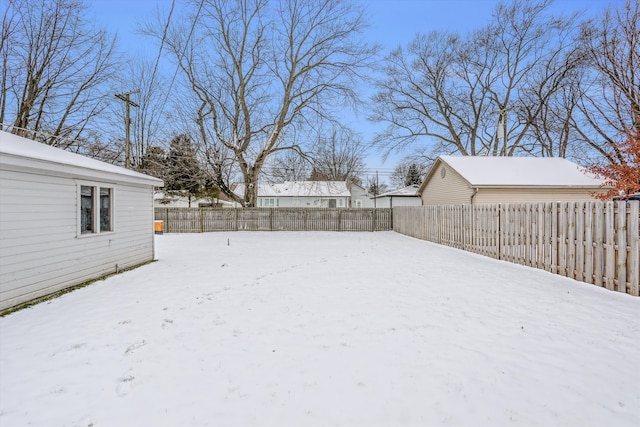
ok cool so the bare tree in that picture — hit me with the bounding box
[267,149,312,183]
[158,0,375,206]
[114,57,170,168]
[571,0,640,163]
[371,0,580,158]
[390,159,430,189]
[1,0,117,148]
[308,129,366,184]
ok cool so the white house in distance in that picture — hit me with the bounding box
[419,156,608,205]
[372,185,422,208]
[0,131,163,310]
[235,180,374,208]
[154,191,238,208]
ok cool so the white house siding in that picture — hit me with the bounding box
[421,164,474,205]
[258,196,351,208]
[473,188,605,204]
[349,184,375,208]
[0,168,156,310]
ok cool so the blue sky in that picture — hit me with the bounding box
[87,0,622,180]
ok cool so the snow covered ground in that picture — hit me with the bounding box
[1,231,639,427]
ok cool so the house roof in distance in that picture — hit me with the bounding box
[259,181,351,197]
[1,131,163,186]
[424,156,605,189]
[375,185,420,198]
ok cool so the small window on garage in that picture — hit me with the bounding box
[79,184,114,236]
[100,188,112,232]
[80,186,94,234]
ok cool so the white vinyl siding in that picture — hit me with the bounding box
[421,164,474,205]
[260,198,279,207]
[0,168,156,310]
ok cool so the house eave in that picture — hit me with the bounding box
[470,185,610,190]
[1,153,164,187]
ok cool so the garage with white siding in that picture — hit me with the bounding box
[0,131,163,310]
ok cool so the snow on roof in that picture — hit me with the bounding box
[376,185,420,198]
[438,156,605,187]
[237,181,351,198]
[0,131,163,186]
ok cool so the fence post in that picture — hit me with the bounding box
[604,202,615,290]
[628,202,639,296]
[269,208,273,231]
[584,202,594,284]
[371,209,377,232]
[593,202,604,287]
[616,201,627,293]
[166,208,169,233]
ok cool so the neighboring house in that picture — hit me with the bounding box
[0,131,163,310]
[256,181,351,208]
[419,156,608,205]
[372,185,423,208]
[347,181,376,208]
[154,191,238,208]
[234,180,372,208]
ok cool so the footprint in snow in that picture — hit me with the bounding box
[72,416,95,426]
[162,319,174,329]
[115,372,135,397]
[124,340,146,355]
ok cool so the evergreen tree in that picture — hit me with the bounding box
[196,177,222,207]
[165,134,203,203]
[137,146,167,180]
[404,163,423,186]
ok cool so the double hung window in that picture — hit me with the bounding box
[80,184,113,235]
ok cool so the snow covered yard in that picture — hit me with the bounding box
[1,231,639,427]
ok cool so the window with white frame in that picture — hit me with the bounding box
[100,188,112,231]
[355,199,362,208]
[262,198,278,207]
[80,184,113,235]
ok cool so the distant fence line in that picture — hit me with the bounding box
[393,202,640,296]
[154,207,392,233]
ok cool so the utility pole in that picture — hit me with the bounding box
[115,90,140,169]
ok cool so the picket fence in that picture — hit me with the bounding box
[154,207,392,232]
[394,202,640,296]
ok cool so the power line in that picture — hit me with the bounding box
[148,0,176,94]
[156,0,205,122]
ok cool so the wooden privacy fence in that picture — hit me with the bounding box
[155,207,392,233]
[394,202,640,296]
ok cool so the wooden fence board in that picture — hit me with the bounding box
[594,203,604,287]
[628,202,639,296]
[605,203,615,290]
[576,202,585,282]
[393,202,639,296]
[616,201,627,293]
[155,207,392,233]
[584,202,594,284]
